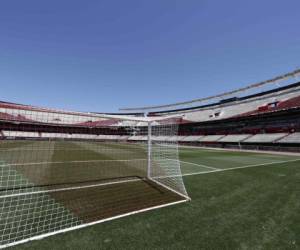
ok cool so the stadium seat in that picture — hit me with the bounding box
[198,135,225,142]
[218,134,252,142]
[244,133,288,143]
[278,132,300,143]
[181,136,204,142]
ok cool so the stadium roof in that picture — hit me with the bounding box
[119,69,300,112]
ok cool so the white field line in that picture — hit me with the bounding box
[3,158,297,198]
[181,158,300,177]
[2,158,298,198]
[0,199,188,250]
[0,158,147,167]
[0,148,142,152]
[0,171,192,199]
[0,178,141,199]
[166,158,217,170]
[149,177,191,201]
[0,148,84,152]
[178,145,300,157]
[177,160,218,170]
[0,142,145,152]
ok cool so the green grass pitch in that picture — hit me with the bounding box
[1,141,299,249]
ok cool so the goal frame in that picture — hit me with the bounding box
[0,114,190,249]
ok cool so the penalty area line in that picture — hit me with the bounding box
[0,178,142,199]
[177,160,218,170]
[182,158,300,177]
[0,158,147,167]
[166,158,218,170]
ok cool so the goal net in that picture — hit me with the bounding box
[0,106,189,248]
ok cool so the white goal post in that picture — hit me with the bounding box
[0,107,190,248]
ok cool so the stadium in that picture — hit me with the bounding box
[1,1,300,249]
[0,69,299,249]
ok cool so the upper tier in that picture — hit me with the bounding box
[1,81,300,126]
[149,81,300,123]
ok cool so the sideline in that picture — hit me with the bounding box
[182,158,300,177]
[177,159,218,170]
[178,145,300,157]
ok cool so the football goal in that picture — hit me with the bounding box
[0,107,189,248]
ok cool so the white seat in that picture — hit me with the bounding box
[278,133,300,143]
[218,134,252,142]
[198,135,224,142]
[244,133,288,143]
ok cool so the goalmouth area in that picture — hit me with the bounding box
[0,111,189,248]
[3,145,299,249]
[0,104,299,249]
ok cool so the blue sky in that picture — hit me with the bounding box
[0,0,300,112]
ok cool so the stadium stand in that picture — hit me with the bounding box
[237,95,300,117]
[243,133,288,143]
[165,136,181,142]
[1,73,300,153]
[218,134,252,142]
[180,136,204,142]
[149,81,300,123]
[128,135,147,141]
[198,135,225,142]
[3,131,40,138]
[175,136,189,142]
[278,132,300,143]
[143,76,300,152]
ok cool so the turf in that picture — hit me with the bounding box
[0,140,185,247]
[1,142,299,249]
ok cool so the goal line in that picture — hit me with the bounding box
[0,199,187,250]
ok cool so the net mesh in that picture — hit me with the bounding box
[0,105,189,248]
